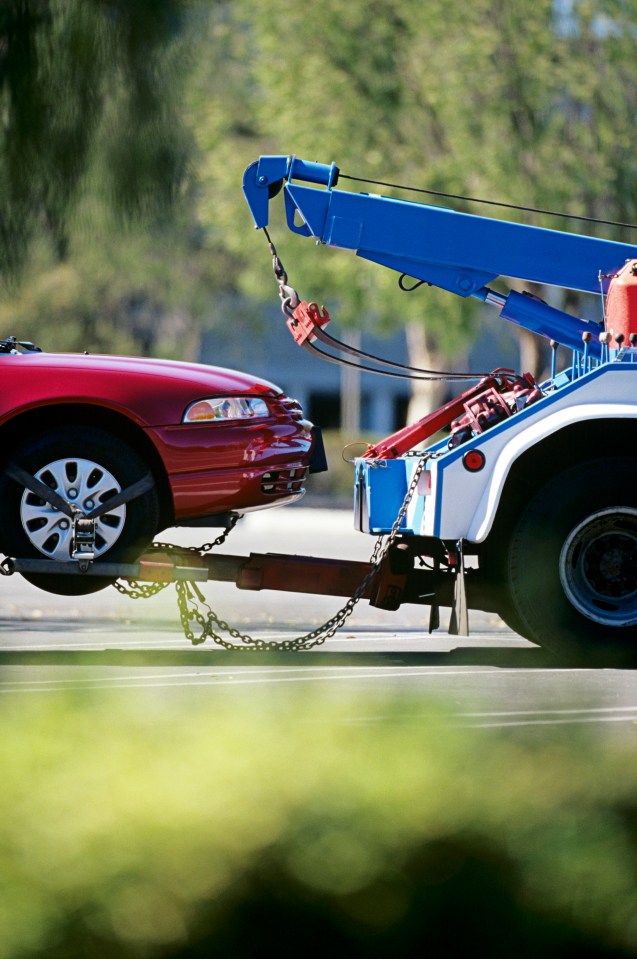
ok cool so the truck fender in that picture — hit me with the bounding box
[466,403,637,542]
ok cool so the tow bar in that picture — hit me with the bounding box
[8,551,208,584]
[1,458,494,649]
[5,541,496,645]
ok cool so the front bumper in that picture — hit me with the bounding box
[146,419,319,522]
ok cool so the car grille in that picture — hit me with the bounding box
[261,467,309,495]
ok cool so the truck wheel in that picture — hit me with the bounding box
[0,427,160,595]
[507,457,637,664]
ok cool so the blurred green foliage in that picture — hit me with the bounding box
[2,0,637,368]
[1,691,637,957]
[305,429,369,504]
[0,0,194,266]
[192,0,637,390]
[0,0,206,356]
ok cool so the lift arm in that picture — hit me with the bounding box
[243,155,637,356]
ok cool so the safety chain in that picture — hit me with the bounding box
[113,577,169,600]
[113,515,241,601]
[173,454,429,650]
[0,456,432,649]
[0,516,241,599]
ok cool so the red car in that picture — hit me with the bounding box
[0,336,322,595]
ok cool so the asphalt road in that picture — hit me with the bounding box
[1,506,637,736]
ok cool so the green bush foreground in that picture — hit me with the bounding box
[1,689,637,958]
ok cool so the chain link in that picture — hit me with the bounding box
[171,455,429,650]
[1,470,431,647]
[119,226,435,645]
[151,512,241,556]
[113,516,241,600]
[113,578,170,600]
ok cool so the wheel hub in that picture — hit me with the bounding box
[20,457,126,561]
[560,507,637,626]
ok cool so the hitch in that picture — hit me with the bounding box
[6,541,501,651]
[287,301,331,345]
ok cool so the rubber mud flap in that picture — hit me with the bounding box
[309,426,328,473]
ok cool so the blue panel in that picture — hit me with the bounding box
[327,216,363,250]
[285,185,330,238]
[360,459,412,535]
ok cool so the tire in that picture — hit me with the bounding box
[0,427,160,595]
[478,534,534,641]
[506,457,637,665]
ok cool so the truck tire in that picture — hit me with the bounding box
[0,426,160,595]
[507,457,637,664]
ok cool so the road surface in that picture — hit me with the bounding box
[1,506,637,735]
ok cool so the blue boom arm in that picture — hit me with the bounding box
[243,155,637,357]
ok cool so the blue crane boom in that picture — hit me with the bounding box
[243,154,637,356]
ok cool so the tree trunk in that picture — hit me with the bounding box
[404,321,461,425]
[517,326,545,379]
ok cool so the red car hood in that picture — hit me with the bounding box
[1,352,285,428]
[42,353,283,395]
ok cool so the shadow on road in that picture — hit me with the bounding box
[0,647,568,669]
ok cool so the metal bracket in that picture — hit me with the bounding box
[71,514,96,572]
[448,540,469,636]
[11,552,208,582]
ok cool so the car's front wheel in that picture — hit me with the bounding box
[0,426,160,595]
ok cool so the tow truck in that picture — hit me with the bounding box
[236,154,637,663]
[5,154,637,663]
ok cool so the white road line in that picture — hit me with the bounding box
[0,665,601,694]
[0,642,193,650]
[0,665,595,687]
[3,679,637,729]
[0,667,337,687]
[0,673,427,694]
[0,665,597,685]
[2,670,636,729]
[465,715,637,728]
[0,634,527,651]
[461,705,637,718]
[0,667,474,690]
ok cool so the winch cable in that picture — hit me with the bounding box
[297,337,484,382]
[263,228,488,383]
[338,173,637,232]
[289,294,488,380]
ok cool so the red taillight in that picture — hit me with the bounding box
[463,449,486,472]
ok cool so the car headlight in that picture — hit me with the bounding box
[183,396,270,423]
